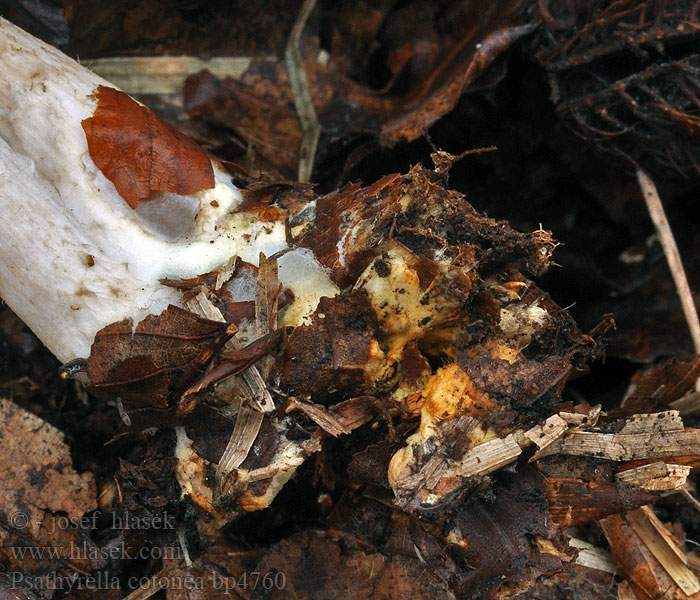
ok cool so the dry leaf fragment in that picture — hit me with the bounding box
[83,305,235,409]
[177,329,283,414]
[82,85,215,208]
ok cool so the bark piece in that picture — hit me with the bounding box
[282,290,379,403]
[546,478,657,528]
[0,398,102,586]
[620,357,700,416]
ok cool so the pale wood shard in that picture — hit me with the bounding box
[255,252,279,380]
[185,290,270,496]
[567,537,618,574]
[86,56,252,96]
[216,403,264,478]
[285,398,351,437]
[626,506,700,596]
[456,434,523,477]
[524,413,568,451]
[616,462,692,491]
[186,289,275,412]
[399,433,522,493]
[558,405,602,427]
[533,411,700,462]
[214,256,238,292]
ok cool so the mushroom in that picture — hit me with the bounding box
[0,17,336,364]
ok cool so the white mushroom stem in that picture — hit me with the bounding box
[0,18,336,363]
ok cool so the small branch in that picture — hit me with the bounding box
[285,0,320,183]
[637,169,700,358]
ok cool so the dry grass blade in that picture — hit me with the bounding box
[216,403,264,482]
[87,56,252,95]
[186,290,274,412]
[285,0,319,182]
[637,169,700,384]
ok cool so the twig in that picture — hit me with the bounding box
[285,0,320,183]
[680,485,700,515]
[637,169,700,376]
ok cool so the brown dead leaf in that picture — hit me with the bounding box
[183,2,534,178]
[177,329,283,414]
[82,85,215,208]
[619,356,700,416]
[85,305,235,408]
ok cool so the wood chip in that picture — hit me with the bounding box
[626,506,700,596]
[534,410,700,462]
[615,462,691,491]
[568,537,618,574]
[558,404,602,427]
[87,56,252,96]
[524,413,568,451]
[285,397,351,436]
